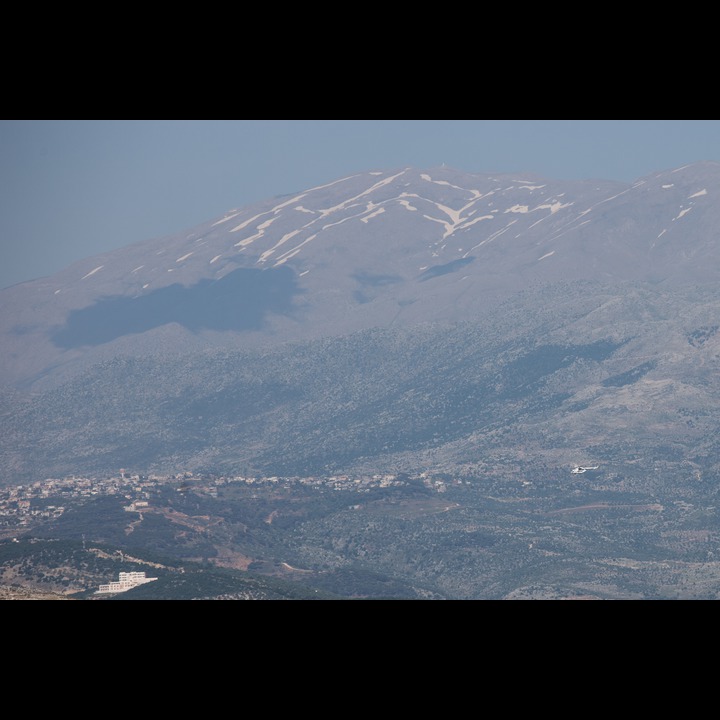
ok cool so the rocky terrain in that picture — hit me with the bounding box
[2,162,720,598]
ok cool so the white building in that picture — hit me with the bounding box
[96,571,158,594]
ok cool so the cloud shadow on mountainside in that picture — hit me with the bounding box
[419,257,475,281]
[49,266,302,348]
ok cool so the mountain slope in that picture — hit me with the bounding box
[3,163,720,391]
[1,163,720,486]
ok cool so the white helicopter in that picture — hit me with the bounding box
[571,465,599,474]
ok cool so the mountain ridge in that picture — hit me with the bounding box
[2,162,720,487]
[3,162,720,391]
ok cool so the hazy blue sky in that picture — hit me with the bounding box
[2,120,719,289]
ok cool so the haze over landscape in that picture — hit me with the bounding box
[2,120,720,600]
[3,120,720,289]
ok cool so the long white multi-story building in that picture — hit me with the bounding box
[96,571,158,594]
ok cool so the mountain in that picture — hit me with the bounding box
[5,161,720,599]
[2,162,720,486]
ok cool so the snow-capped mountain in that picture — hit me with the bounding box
[7,160,720,601]
[2,162,720,486]
[3,162,720,389]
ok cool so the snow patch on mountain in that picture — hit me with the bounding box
[420,173,479,194]
[230,193,310,235]
[230,212,269,233]
[458,215,494,230]
[81,266,104,280]
[361,207,386,223]
[463,220,518,256]
[423,214,451,234]
[234,216,279,248]
[322,205,376,231]
[258,229,305,263]
[533,201,572,214]
[212,212,242,227]
[398,199,418,211]
[318,170,408,218]
[273,233,318,266]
